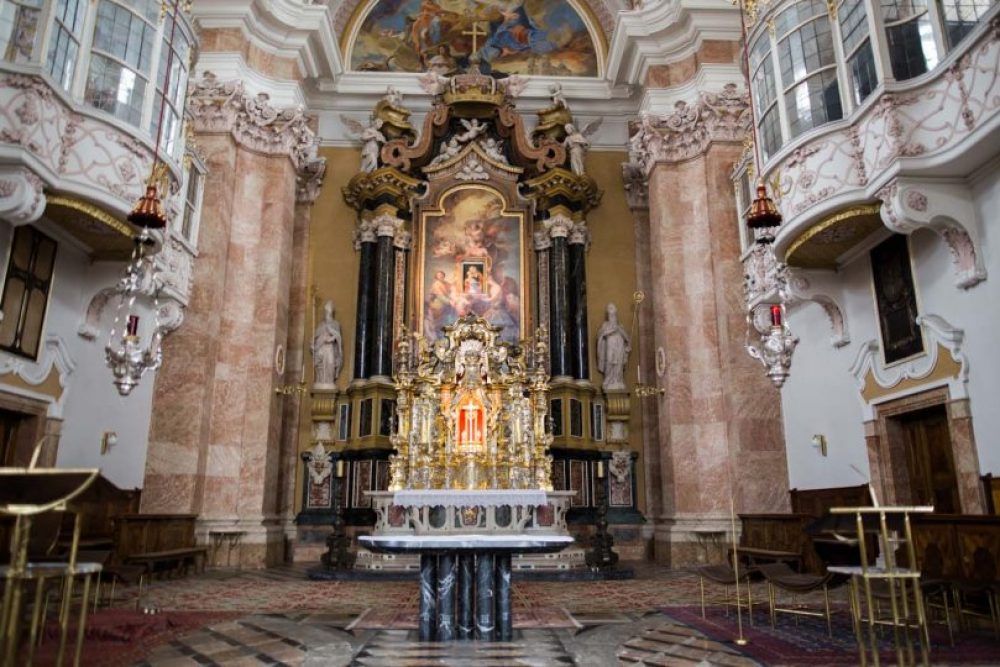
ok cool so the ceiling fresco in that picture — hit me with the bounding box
[347,0,602,77]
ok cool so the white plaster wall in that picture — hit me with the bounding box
[781,165,1000,490]
[0,218,157,489]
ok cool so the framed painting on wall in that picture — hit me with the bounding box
[416,185,525,342]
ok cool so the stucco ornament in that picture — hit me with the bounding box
[307,442,333,486]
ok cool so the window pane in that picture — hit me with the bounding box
[0,2,43,64]
[786,69,843,137]
[750,33,771,71]
[939,0,993,48]
[776,0,828,36]
[839,0,871,53]
[10,230,31,271]
[848,40,879,105]
[752,57,777,111]
[32,237,56,280]
[85,53,147,126]
[20,287,47,358]
[760,106,783,160]
[45,0,85,90]
[882,0,929,22]
[884,12,939,79]
[779,18,837,87]
[92,0,155,74]
[0,278,25,347]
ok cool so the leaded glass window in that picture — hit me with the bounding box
[84,0,158,127]
[840,0,880,106]
[751,33,783,160]
[0,226,57,360]
[150,8,190,159]
[882,0,939,80]
[938,0,994,48]
[46,0,86,90]
[0,0,42,64]
[777,0,843,138]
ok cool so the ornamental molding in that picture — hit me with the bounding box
[187,72,327,200]
[0,334,75,418]
[627,83,749,171]
[784,268,850,348]
[849,313,968,419]
[620,160,648,210]
[352,218,378,249]
[0,165,44,225]
[544,214,576,239]
[0,71,179,220]
[770,18,1000,256]
[877,178,987,289]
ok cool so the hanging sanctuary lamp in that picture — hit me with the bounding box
[105,0,183,396]
[737,0,798,389]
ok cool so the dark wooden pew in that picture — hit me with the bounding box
[111,514,207,577]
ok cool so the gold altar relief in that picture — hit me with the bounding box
[389,314,553,491]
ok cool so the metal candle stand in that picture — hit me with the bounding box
[321,461,354,570]
[586,463,619,569]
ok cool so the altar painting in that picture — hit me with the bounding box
[420,187,523,342]
[348,0,599,77]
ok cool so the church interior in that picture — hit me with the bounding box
[1,0,999,664]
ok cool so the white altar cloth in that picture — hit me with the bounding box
[392,489,548,508]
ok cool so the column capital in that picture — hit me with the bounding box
[533,230,552,251]
[629,83,749,173]
[568,221,590,248]
[353,219,378,249]
[543,213,575,239]
[188,72,326,202]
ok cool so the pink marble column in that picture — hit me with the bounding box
[946,398,985,514]
[142,136,313,567]
[647,145,789,566]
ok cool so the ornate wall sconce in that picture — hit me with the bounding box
[100,431,118,455]
[275,383,308,396]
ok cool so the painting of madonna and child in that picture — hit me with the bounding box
[350,0,599,77]
[420,187,524,343]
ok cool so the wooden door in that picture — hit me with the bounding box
[0,409,19,467]
[900,406,960,513]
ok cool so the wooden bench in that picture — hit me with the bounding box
[111,514,207,578]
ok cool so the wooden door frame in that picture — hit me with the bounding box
[0,389,58,467]
[867,387,985,513]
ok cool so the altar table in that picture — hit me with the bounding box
[359,533,573,641]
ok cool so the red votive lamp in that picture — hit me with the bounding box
[127,315,140,337]
[770,305,782,328]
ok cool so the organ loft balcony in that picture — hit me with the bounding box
[0,0,202,272]
[732,0,1000,274]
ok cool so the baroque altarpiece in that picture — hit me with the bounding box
[298,67,642,533]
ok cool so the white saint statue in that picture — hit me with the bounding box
[312,301,343,388]
[340,115,385,173]
[597,303,631,392]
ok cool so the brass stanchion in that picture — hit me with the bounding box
[730,495,748,646]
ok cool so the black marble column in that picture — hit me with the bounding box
[475,553,495,641]
[457,554,474,639]
[567,234,589,380]
[549,235,571,378]
[418,554,437,641]
[495,554,513,640]
[371,231,395,378]
[353,236,376,380]
[437,553,457,640]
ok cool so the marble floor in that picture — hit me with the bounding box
[118,563,762,666]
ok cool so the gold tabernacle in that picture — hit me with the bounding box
[388,314,553,491]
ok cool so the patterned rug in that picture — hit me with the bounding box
[33,610,237,667]
[116,565,705,615]
[663,605,1000,665]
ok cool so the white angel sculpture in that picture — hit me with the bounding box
[563,119,602,176]
[341,115,385,173]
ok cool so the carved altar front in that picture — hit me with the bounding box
[389,315,553,492]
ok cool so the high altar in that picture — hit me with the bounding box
[299,59,645,589]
